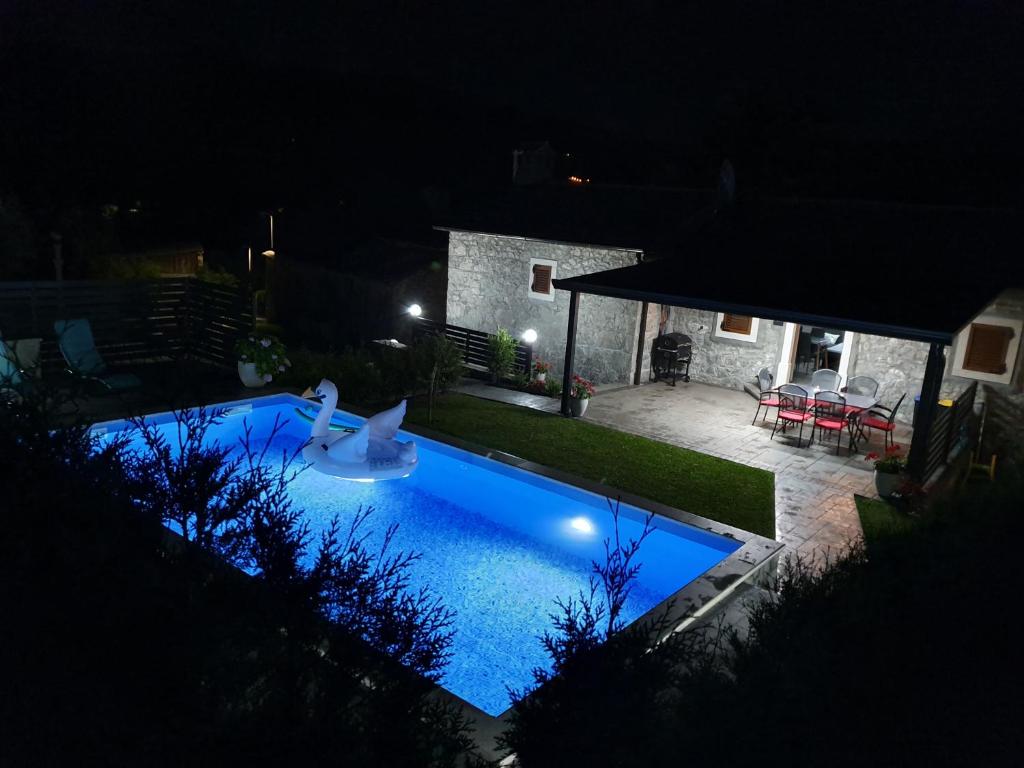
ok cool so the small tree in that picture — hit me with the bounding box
[486,328,517,382]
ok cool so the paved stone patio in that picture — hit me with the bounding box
[583,381,913,561]
[457,378,912,561]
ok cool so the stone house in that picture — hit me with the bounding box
[438,189,1021,430]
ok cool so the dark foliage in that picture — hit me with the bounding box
[502,473,1024,767]
[0,395,482,767]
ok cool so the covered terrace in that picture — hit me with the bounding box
[553,201,1009,483]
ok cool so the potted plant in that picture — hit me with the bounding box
[568,374,595,417]
[533,359,551,383]
[866,444,907,499]
[235,334,291,388]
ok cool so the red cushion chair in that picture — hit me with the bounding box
[771,384,812,447]
[812,390,852,455]
[860,392,906,450]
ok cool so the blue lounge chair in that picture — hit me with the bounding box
[2,334,42,400]
[54,319,142,392]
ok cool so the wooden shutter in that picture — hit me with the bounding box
[963,323,1013,374]
[531,264,552,295]
[720,313,752,335]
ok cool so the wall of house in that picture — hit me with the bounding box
[846,334,930,423]
[660,306,786,390]
[445,231,642,385]
[848,289,1024,424]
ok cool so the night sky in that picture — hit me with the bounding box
[2,0,1022,245]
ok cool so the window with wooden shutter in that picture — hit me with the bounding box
[528,258,557,301]
[720,314,753,335]
[531,264,552,295]
[963,323,1013,375]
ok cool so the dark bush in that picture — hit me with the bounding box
[0,397,482,767]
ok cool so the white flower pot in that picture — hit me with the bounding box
[569,396,589,417]
[535,372,547,383]
[238,361,266,388]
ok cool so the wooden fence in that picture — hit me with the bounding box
[921,381,978,481]
[412,317,531,374]
[0,278,250,372]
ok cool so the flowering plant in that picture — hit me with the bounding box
[865,444,906,474]
[569,374,595,400]
[533,359,552,374]
[235,334,291,382]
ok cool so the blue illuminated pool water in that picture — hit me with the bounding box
[98,395,741,716]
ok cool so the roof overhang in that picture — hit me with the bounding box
[554,267,1002,346]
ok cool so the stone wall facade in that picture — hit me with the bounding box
[656,306,785,390]
[445,231,642,385]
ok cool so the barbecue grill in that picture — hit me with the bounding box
[649,332,693,386]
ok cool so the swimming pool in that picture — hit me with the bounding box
[95,394,775,717]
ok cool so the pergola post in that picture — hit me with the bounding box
[907,342,946,481]
[633,301,649,385]
[560,290,580,416]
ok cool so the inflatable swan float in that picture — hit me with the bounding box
[300,379,418,481]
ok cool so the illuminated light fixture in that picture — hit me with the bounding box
[522,328,538,344]
[407,303,423,318]
[262,249,275,258]
[569,516,595,534]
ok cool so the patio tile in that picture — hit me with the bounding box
[577,382,915,557]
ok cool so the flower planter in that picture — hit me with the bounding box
[874,470,903,499]
[569,396,589,418]
[535,372,547,383]
[237,361,266,388]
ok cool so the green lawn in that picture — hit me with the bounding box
[405,394,776,538]
[854,494,917,546]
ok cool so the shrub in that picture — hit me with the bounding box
[0,399,478,766]
[410,334,465,394]
[486,328,517,381]
[543,378,562,398]
[195,264,239,287]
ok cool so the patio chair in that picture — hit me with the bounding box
[751,367,781,424]
[859,392,906,450]
[795,333,815,373]
[810,368,842,393]
[771,384,812,448]
[54,319,142,392]
[843,375,879,398]
[812,390,852,455]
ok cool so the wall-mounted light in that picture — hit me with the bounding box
[521,328,538,344]
[407,303,423,318]
[262,249,275,259]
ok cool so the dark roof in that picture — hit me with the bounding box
[435,184,713,255]
[553,199,1018,344]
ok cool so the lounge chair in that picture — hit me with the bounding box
[1,334,41,401]
[54,319,142,392]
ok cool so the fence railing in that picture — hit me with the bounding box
[0,278,250,371]
[921,381,978,481]
[412,318,532,374]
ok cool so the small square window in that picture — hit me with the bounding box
[720,314,752,335]
[952,315,1022,384]
[714,312,759,342]
[963,323,1012,374]
[528,258,557,301]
